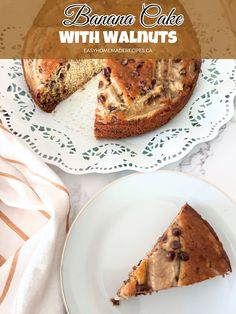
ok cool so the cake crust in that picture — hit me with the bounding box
[178,204,232,286]
[94,86,197,139]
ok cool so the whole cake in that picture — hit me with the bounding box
[111,203,231,305]
[22,59,201,139]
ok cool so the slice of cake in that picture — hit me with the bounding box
[111,204,231,305]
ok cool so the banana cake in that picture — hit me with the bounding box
[22,59,201,138]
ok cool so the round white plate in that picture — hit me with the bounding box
[61,171,236,314]
[0,60,235,174]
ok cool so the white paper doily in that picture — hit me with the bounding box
[0,59,235,174]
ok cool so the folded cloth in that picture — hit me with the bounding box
[0,124,70,314]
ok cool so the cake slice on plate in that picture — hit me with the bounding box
[111,203,231,305]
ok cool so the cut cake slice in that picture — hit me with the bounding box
[111,204,231,305]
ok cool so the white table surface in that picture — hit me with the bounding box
[50,109,236,223]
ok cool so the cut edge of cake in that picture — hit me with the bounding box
[22,59,103,113]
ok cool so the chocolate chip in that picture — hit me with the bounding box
[98,80,104,89]
[97,94,106,104]
[178,251,189,261]
[108,104,117,112]
[136,61,144,69]
[140,89,146,96]
[59,73,64,80]
[131,70,139,78]
[144,96,154,106]
[151,78,156,87]
[153,94,161,100]
[139,80,146,88]
[136,284,149,292]
[111,298,120,306]
[136,284,151,295]
[121,59,128,65]
[172,228,181,237]
[103,67,111,79]
[166,251,175,261]
[170,240,181,250]
[67,63,71,70]
[173,59,181,63]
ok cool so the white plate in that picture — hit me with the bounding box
[0,60,235,174]
[61,171,236,314]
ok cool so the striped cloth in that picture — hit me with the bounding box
[0,124,70,314]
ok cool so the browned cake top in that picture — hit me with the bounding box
[105,59,156,104]
[96,59,200,124]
